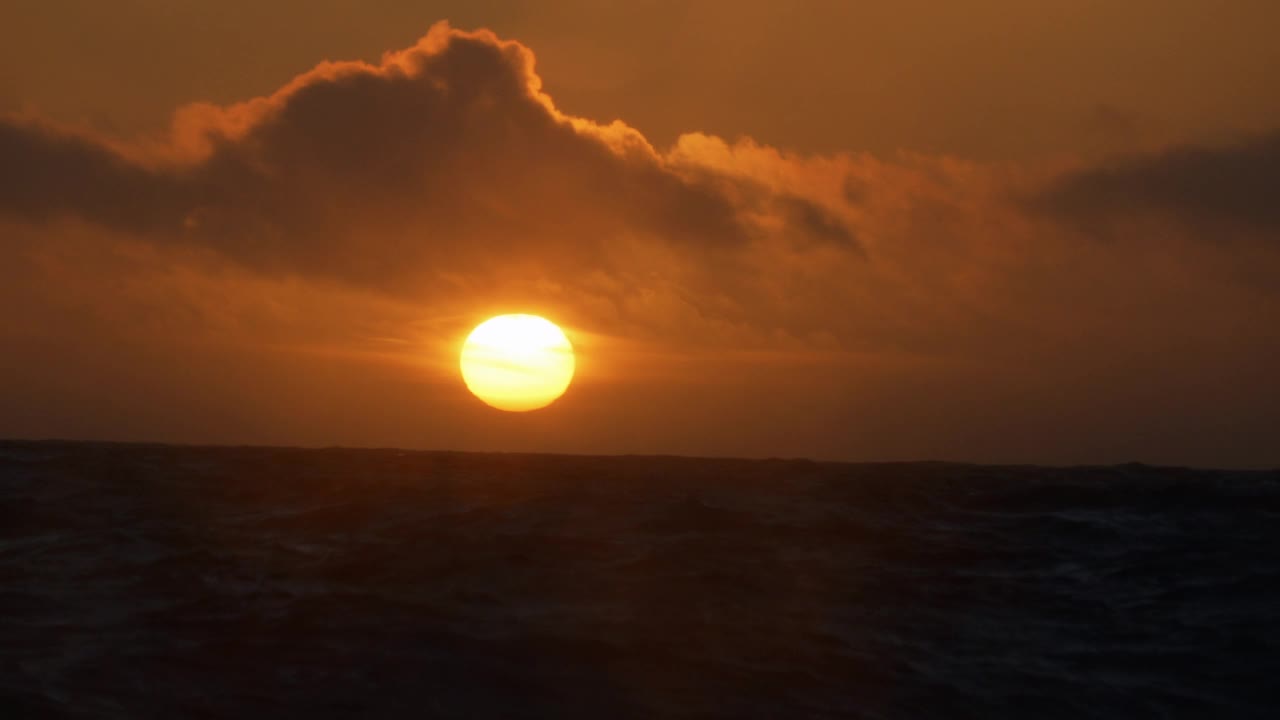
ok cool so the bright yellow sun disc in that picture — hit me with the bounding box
[459,314,575,412]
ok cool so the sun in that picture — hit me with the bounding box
[459,314,575,412]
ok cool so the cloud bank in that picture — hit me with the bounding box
[1032,131,1280,233]
[0,25,851,289]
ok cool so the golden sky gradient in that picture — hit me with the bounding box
[1,4,1277,465]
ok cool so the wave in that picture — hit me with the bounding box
[1,441,1277,718]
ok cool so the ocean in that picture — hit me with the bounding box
[2,441,1277,718]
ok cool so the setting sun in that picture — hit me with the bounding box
[459,314,575,412]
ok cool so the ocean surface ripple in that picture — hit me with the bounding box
[1,441,1277,718]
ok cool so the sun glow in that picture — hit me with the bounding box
[459,314,575,412]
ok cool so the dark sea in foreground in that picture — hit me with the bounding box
[1,441,1277,719]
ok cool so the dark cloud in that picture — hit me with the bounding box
[1032,131,1280,234]
[0,24,854,290]
[775,195,858,249]
[0,121,185,230]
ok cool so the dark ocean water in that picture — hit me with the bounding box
[1,441,1277,719]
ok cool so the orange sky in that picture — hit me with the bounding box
[1,4,1277,466]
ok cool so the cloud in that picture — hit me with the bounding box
[0,23,854,293]
[1031,131,1280,234]
[0,120,185,230]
